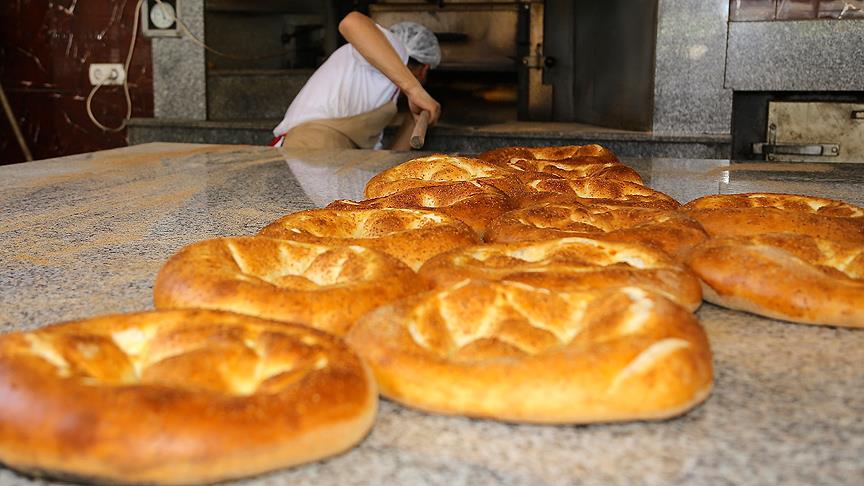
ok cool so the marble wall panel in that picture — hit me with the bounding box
[653,0,733,135]
[726,20,864,91]
[153,0,206,119]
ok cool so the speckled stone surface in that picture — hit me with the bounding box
[653,0,733,135]
[127,118,732,158]
[152,1,206,119]
[208,70,313,120]
[726,20,864,91]
[127,117,278,146]
[1,143,863,485]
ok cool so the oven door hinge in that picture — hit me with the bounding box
[522,43,555,69]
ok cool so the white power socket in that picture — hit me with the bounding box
[88,64,126,86]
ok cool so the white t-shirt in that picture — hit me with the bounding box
[273,25,409,145]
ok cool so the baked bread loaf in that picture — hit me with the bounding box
[328,181,514,236]
[516,177,679,209]
[485,202,708,257]
[154,237,427,336]
[418,237,703,312]
[681,193,864,244]
[258,208,479,271]
[491,157,643,186]
[364,154,521,199]
[0,309,377,484]
[346,281,713,423]
[478,144,620,165]
[684,233,864,327]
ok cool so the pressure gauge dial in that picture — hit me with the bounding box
[142,0,179,37]
[150,2,176,29]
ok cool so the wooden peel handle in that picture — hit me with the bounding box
[410,110,430,150]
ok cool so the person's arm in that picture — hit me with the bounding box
[338,12,441,125]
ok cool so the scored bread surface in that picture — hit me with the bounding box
[486,202,707,257]
[684,233,864,327]
[347,280,713,424]
[328,181,514,237]
[0,309,378,484]
[516,177,680,209]
[153,236,428,336]
[682,193,864,244]
[494,157,643,185]
[364,154,518,199]
[258,208,479,271]
[418,237,703,312]
[477,144,621,165]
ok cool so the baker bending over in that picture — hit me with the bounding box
[272,12,441,151]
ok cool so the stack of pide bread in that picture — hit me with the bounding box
[1,145,861,484]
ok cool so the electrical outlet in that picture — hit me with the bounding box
[89,64,126,86]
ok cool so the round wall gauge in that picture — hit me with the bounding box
[150,3,176,29]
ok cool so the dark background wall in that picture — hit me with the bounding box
[570,0,658,131]
[544,0,658,130]
[0,0,153,165]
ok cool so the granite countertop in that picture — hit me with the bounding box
[1,143,862,485]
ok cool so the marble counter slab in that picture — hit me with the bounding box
[1,143,862,485]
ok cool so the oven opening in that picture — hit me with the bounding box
[413,68,518,126]
[373,0,543,128]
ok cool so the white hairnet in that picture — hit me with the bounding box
[389,21,441,69]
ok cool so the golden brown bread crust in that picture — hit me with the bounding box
[328,181,514,237]
[153,237,428,336]
[418,237,703,312]
[362,153,543,202]
[364,154,521,199]
[681,193,864,244]
[485,203,708,257]
[494,157,643,185]
[683,192,864,216]
[258,208,479,271]
[684,233,864,327]
[516,177,680,209]
[346,281,713,423]
[0,309,378,484]
[478,144,621,165]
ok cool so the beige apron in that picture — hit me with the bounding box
[281,101,398,149]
